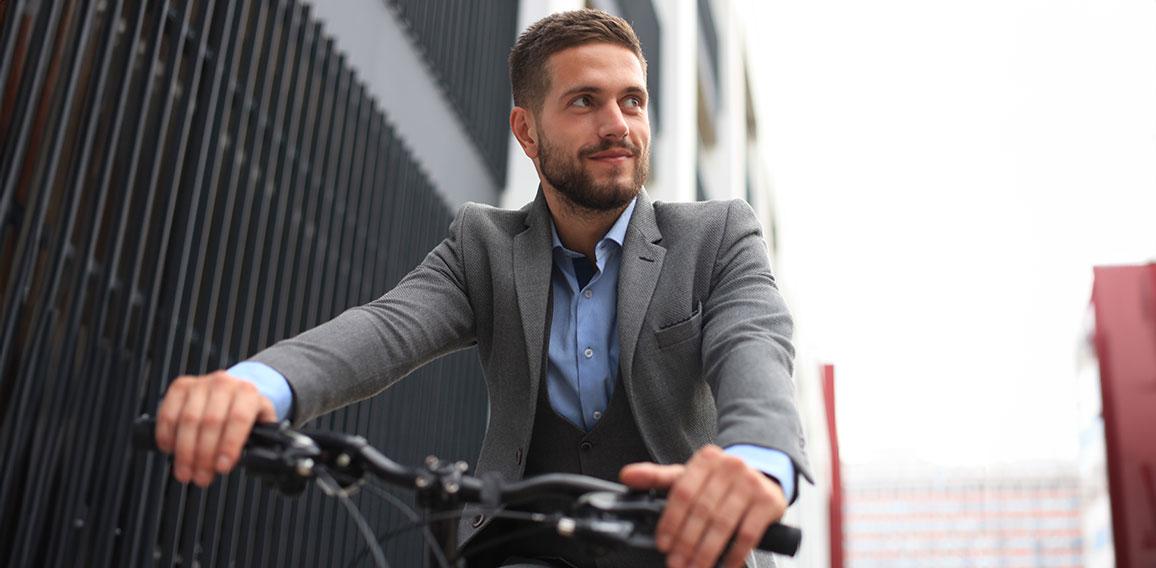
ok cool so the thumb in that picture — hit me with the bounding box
[619,462,686,489]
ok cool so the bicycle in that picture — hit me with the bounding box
[132,416,801,567]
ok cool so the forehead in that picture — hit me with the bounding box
[544,43,646,95]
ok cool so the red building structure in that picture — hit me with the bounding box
[1090,263,1156,568]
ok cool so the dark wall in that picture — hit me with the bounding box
[0,0,505,565]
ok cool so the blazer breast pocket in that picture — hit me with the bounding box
[655,302,703,349]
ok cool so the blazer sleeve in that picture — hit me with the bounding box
[249,204,478,425]
[701,199,812,484]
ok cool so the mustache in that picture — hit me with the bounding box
[577,138,641,159]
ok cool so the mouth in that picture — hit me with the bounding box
[586,149,635,164]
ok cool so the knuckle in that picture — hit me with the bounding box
[228,406,255,424]
[691,550,714,568]
[696,537,725,563]
[762,487,781,506]
[208,372,234,388]
[721,454,745,473]
[671,483,696,502]
[751,494,772,513]
[156,406,180,425]
[173,451,192,468]
[700,444,723,458]
[737,524,762,545]
[169,376,193,390]
[757,479,780,502]
[672,539,695,559]
[180,408,202,424]
[200,412,224,429]
[724,551,748,568]
[195,444,216,462]
[234,378,258,394]
[707,509,730,528]
[218,441,241,460]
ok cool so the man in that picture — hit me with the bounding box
[155,9,810,568]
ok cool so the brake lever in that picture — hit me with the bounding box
[578,489,664,516]
[238,422,323,496]
[553,490,662,550]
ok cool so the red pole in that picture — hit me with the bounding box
[822,364,844,568]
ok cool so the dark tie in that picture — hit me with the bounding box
[572,256,596,289]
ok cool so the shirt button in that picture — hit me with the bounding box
[584,348,593,358]
[583,289,593,299]
[593,411,602,420]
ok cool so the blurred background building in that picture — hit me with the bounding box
[1076,309,1115,568]
[843,462,1083,568]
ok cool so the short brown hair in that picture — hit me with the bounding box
[509,9,647,112]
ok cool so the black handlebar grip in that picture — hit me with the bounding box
[758,522,802,556]
[133,415,161,453]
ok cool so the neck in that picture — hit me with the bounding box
[542,189,627,261]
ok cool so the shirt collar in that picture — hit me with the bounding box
[549,195,638,254]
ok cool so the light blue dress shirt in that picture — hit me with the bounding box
[229,196,796,501]
[544,198,632,431]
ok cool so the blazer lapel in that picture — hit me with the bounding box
[513,190,555,408]
[618,190,665,389]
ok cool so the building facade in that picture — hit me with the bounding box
[843,463,1084,568]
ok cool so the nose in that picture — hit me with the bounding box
[597,105,629,140]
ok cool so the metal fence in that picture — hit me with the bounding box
[0,0,501,565]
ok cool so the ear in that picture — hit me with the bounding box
[510,106,539,160]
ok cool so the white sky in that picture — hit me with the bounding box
[742,0,1156,467]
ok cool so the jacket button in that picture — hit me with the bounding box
[579,441,593,451]
[471,514,485,528]
[515,448,523,464]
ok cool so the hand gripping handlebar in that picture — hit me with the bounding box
[133,416,802,558]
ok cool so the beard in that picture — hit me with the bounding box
[538,133,649,213]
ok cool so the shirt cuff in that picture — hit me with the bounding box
[724,444,797,504]
[226,361,295,422]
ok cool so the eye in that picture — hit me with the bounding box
[623,95,644,109]
[570,95,592,108]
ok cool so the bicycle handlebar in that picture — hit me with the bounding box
[133,416,802,557]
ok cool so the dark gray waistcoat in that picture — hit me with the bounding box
[494,370,665,568]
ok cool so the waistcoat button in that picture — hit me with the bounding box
[579,441,593,451]
[471,514,485,527]
[515,448,523,464]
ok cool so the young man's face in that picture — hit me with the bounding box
[532,42,651,212]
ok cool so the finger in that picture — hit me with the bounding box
[192,374,237,486]
[690,473,751,568]
[172,381,210,484]
[684,458,749,568]
[155,376,193,453]
[669,498,711,568]
[656,445,720,554]
[619,462,684,489]
[215,383,276,473]
[722,494,777,568]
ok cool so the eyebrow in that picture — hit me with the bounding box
[559,85,648,100]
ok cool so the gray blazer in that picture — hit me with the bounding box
[251,189,813,561]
